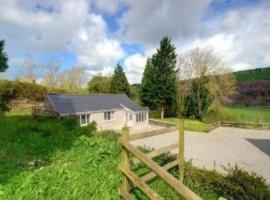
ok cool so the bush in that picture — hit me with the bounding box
[0,79,16,111]
[61,117,79,129]
[76,122,97,135]
[182,162,270,200]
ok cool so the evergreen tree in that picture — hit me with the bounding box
[140,59,156,109]
[110,64,130,97]
[184,78,213,120]
[0,40,8,72]
[140,37,178,119]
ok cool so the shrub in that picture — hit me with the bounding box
[183,162,270,200]
[76,122,97,135]
[61,117,79,130]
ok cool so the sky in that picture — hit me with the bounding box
[0,0,270,84]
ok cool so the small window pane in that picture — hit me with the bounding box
[86,114,90,123]
[81,114,86,124]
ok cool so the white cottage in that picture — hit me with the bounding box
[44,93,149,130]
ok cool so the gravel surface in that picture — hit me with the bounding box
[131,127,270,183]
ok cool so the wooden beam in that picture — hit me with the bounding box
[119,139,202,200]
[146,143,178,159]
[119,164,164,200]
[141,159,179,182]
[129,126,178,141]
[119,187,134,200]
[120,126,132,192]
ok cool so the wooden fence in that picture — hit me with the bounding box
[31,106,57,117]
[118,126,203,200]
[221,121,270,130]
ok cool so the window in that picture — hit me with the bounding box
[81,114,90,125]
[81,114,86,124]
[129,113,133,121]
[104,111,115,120]
[136,112,147,122]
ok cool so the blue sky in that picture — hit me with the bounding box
[0,0,269,83]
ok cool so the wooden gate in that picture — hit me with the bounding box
[118,126,202,200]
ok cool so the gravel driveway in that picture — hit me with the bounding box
[131,127,270,183]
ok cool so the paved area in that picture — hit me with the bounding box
[129,124,163,134]
[131,127,270,183]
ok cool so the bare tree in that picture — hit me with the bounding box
[58,65,87,89]
[176,48,236,182]
[42,61,61,88]
[20,57,42,83]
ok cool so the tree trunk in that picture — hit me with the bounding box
[160,106,165,120]
[178,117,185,182]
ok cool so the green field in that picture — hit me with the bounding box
[0,112,269,199]
[234,67,270,83]
[214,107,270,123]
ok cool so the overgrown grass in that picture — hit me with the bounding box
[153,118,209,132]
[0,114,122,199]
[205,106,270,123]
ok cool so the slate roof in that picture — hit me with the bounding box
[46,93,147,115]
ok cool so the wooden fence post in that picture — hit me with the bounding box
[179,118,185,182]
[121,126,132,192]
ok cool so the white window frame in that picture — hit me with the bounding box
[136,112,147,123]
[80,114,90,125]
[104,111,115,121]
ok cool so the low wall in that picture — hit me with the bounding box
[149,119,175,127]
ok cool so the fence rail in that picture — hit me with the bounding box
[221,121,270,129]
[118,125,203,200]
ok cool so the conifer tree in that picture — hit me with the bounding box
[110,64,130,97]
[140,37,178,119]
[0,40,8,72]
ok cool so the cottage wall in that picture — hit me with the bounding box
[90,109,126,130]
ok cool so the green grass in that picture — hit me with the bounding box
[5,108,31,116]
[206,106,270,123]
[1,111,269,199]
[153,118,209,132]
[0,114,122,199]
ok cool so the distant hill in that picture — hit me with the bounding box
[234,67,270,83]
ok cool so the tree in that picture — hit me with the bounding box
[110,64,130,97]
[88,75,111,94]
[140,37,178,119]
[42,61,61,88]
[58,65,87,90]
[179,48,236,120]
[0,40,9,72]
[20,57,42,83]
[140,58,156,109]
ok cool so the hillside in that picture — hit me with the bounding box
[234,67,270,83]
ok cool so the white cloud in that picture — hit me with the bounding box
[1,0,270,83]
[94,0,123,14]
[0,0,125,77]
[119,0,211,46]
[124,53,147,83]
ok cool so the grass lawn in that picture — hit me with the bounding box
[153,118,209,132]
[1,111,269,199]
[214,107,270,123]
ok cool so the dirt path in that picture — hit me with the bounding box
[131,127,270,183]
